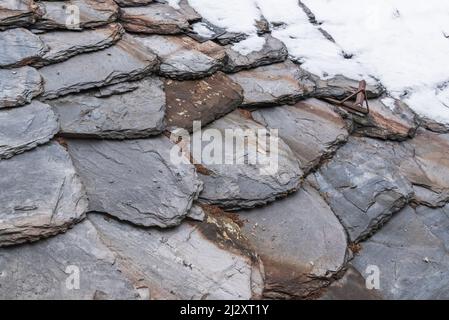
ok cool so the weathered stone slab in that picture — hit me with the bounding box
[196,110,303,210]
[131,34,226,80]
[352,206,449,299]
[0,220,139,299]
[228,61,315,107]
[0,142,88,247]
[0,0,38,30]
[66,137,203,227]
[399,130,449,207]
[50,78,165,139]
[34,23,124,67]
[223,35,288,73]
[350,98,419,141]
[0,28,47,67]
[120,3,190,34]
[252,98,349,173]
[35,0,118,30]
[236,184,348,299]
[0,100,58,159]
[0,66,43,108]
[309,136,414,243]
[165,72,243,132]
[89,212,264,299]
[40,34,159,99]
[313,74,383,100]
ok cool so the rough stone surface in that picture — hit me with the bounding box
[165,72,243,132]
[352,206,449,299]
[399,130,449,207]
[313,75,384,100]
[309,136,414,243]
[131,34,226,79]
[416,204,449,250]
[40,35,159,99]
[35,0,119,30]
[223,35,288,73]
[50,78,165,139]
[196,110,303,210]
[0,100,59,159]
[0,66,43,108]
[0,142,88,247]
[0,28,47,67]
[66,137,203,227]
[319,266,382,300]
[237,184,348,299]
[34,23,124,67]
[120,4,190,34]
[89,212,264,299]
[252,98,349,173]
[228,61,316,107]
[0,0,38,30]
[351,98,419,141]
[0,220,141,300]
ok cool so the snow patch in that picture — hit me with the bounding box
[231,35,266,55]
[192,22,216,38]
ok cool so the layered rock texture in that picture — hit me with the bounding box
[1,0,448,300]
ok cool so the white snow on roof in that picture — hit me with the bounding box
[186,0,449,125]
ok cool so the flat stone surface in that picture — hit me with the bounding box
[351,98,419,141]
[309,136,414,243]
[319,266,382,300]
[0,66,43,108]
[66,137,203,227]
[50,77,165,139]
[40,34,159,99]
[34,23,124,67]
[313,75,384,100]
[237,184,348,299]
[0,100,59,159]
[165,72,243,132]
[131,34,226,80]
[0,142,88,247]
[352,206,449,299]
[35,0,119,30]
[416,204,449,250]
[120,3,190,34]
[228,61,315,107]
[0,27,47,67]
[399,130,449,207]
[252,98,349,173]
[89,212,264,299]
[0,0,37,30]
[223,35,288,73]
[196,110,303,210]
[0,220,139,299]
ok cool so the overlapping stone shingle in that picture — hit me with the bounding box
[39,34,159,99]
[0,28,47,67]
[50,77,165,138]
[0,66,43,108]
[0,142,88,247]
[66,137,203,227]
[0,100,59,159]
